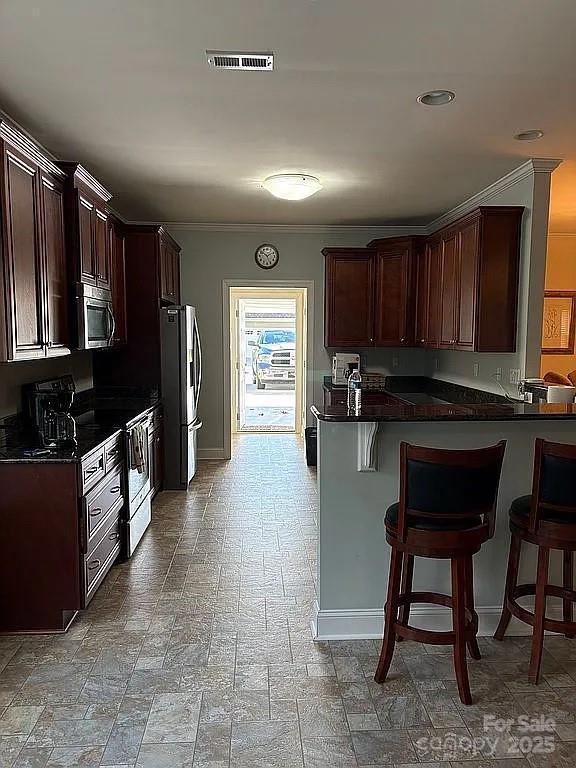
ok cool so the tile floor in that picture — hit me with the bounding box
[1,434,576,766]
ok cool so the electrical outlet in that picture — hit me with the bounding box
[473,363,479,378]
[392,356,399,369]
[509,368,521,385]
[495,367,502,382]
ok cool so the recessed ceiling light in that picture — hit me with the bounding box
[263,174,322,201]
[417,90,455,106]
[514,130,544,141]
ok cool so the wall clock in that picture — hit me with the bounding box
[255,243,279,270]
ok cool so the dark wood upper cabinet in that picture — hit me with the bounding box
[160,234,181,304]
[324,207,522,352]
[109,218,127,346]
[58,162,112,292]
[94,207,110,290]
[323,248,375,346]
[431,207,522,352]
[40,173,69,355]
[0,122,70,362]
[439,231,459,348]
[370,238,418,347]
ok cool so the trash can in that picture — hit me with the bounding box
[305,426,317,467]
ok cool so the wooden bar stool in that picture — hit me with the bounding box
[495,438,576,684]
[375,440,506,705]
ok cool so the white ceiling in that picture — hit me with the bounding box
[1,0,575,227]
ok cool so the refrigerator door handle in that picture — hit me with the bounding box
[194,319,202,412]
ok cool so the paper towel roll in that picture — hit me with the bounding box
[546,385,576,403]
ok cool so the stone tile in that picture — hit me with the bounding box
[192,721,231,765]
[27,718,114,748]
[373,695,431,729]
[0,706,44,736]
[101,724,145,764]
[234,663,269,691]
[230,720,303,768]
[200,689,269,723]
[143,692,201,743]
[136,742,195,767]
[302,736,357,767]
[351,729,417,765]
[44,746,104,768]
[346,713,380,731]
[297,696,349,738]
[12,746,52,768]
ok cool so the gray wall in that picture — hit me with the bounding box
[0,352,93,418]
[172,228,398,454]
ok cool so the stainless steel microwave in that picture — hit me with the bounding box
[77,284,115,349]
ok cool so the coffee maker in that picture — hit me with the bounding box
[23,376,77,446]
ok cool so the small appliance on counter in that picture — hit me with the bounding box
[23,375,77,447]
[332,353,360,386]
[518,378,576,404]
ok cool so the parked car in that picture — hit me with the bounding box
[251,329,296,389]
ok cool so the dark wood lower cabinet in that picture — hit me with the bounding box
[0,440,126,633]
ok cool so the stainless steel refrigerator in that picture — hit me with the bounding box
[160,306,202,489]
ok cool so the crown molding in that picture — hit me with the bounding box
[0,120,64,179]
[428,158,562,233]
[128,220,429,236]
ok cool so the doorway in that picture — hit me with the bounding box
[230,287,307,435]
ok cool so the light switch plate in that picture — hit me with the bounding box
[509,368,521,385]
[473,363,479,377]
[495,367,502,381]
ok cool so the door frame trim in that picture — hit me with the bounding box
[222,279,314,459]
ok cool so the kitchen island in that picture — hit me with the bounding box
[311,378,576,640]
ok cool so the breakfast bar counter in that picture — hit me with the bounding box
[311,380,576,641]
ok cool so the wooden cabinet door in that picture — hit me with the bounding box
[374,249,411,346]
[2,146,45,360]
[172,249,180,303]
[439,233,458,347]
[109,222,127,345]
[415,249,429,346]
[159,240,171,302]
[94,207,110,290]
[425,240,442,347]
[324,250,375,346]
[40,173,69,355]
[455,219,479,349]
[78,195,96,285]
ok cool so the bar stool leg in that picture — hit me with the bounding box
[529,546,550,685]
[375,547,403,683]
[397,554,414,641]
[494,534,522,641]
[563,551,575,639]
[451,556,472,705]
[464,556,481,660]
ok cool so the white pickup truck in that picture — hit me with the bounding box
[251,329,296,389]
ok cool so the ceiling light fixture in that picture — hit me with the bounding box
[514,130,544,141]
[417,90,455,106]
[263,174,322,201]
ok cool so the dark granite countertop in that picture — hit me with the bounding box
[0,389,160,464]
[312,402,576,422]
[315,375,576,422]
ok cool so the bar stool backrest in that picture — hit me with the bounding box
[397,441,507,542]
[530,438,576,532]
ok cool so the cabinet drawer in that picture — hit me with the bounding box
[83,516,121,604]
[104,433,123,472]
[81,447,105,493]
[85,467,124,546]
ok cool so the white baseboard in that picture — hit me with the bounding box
[197,448,229,460]
[311,601,562,641]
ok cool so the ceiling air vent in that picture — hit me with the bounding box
[206,51,274,71]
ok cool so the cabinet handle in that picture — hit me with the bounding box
[420,338,426,343]
[107,448,118,457]
[400,337,405,343]
[108,531,120,541]
[110,486,121,493]
[87,559,101,571]
[85,467,99,476]
[90,507,103,517]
